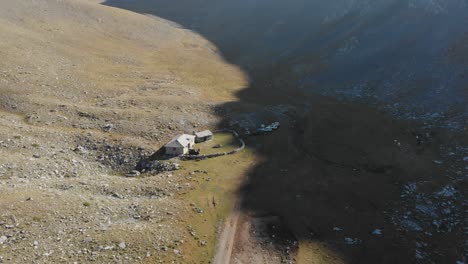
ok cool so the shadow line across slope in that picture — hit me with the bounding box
[101,1,468,263]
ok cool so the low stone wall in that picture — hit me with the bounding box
[181,129,245,160]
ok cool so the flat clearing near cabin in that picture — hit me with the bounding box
[196,132,241,155]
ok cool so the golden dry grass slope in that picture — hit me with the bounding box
[0,0,248,138]
[0,0,250,263]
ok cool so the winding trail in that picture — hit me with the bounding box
[212,197,242,264]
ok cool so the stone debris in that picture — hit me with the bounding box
[126,170,141,177]
[436,185,457,198]
[136,160,180,173]
[118,242,126,249]
[371,229,383,236]
[344,237,361,245]
[415,249,429,260]
[254,122,280,134]
[73,145,86,153]
[193,207,204,214]
[0,236,7,245]
[400,219,423,232]
[402,182,417,197]
[390,145,467,261]
[189,170,208,175]
[102,124,114,132]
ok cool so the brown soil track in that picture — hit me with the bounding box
[213,197,242,264]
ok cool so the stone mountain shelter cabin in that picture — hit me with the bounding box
[164,134,196,156]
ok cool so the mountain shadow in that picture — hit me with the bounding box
[103,1,468,263]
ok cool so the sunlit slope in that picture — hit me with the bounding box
[0,0,247,140]
[0,2,248,262]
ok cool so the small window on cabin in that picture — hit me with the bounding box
[173,148,176,151]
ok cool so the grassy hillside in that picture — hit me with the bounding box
[0,0,248,138]
[0,0,249,263]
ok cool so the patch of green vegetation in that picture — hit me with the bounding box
[32,216,42,222]
[174,142,255,263]
[31,143,40,148]
[83,201,91,207]
[13,135,21,140]
[195,132,240,155]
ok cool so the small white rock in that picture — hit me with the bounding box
[333,227,343,232]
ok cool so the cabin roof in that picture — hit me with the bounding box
[195,130,213,138]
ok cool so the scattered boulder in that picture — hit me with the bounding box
[111,192,124,199]
[126,170,141,177]
[193,207,204,214]
[332,227,343,232]
[254,121,280,134]
[344,237,361,245]
[73,145,86,153]
[102,124,114,132]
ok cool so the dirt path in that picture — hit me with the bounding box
[212,198,241,264]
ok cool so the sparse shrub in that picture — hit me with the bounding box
[83,201,91,207]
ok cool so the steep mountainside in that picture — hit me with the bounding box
[0,0,247,138]
[104,0,468,128]
[0,0,467,263]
